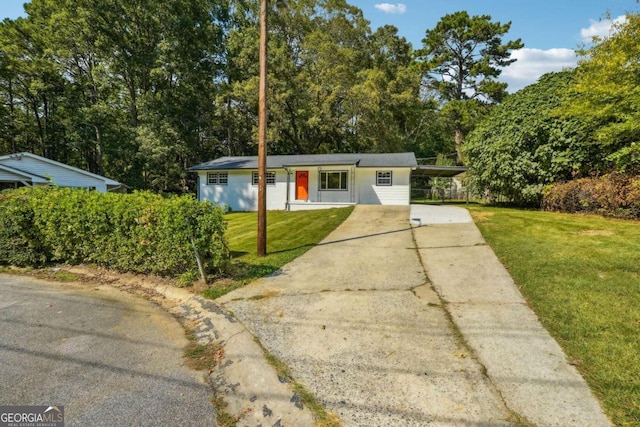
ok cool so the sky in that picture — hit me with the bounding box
[350,0,639,91]
[1,0,638,92]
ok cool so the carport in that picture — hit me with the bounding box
[411,164,468,201]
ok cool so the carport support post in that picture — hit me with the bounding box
[257,0,268,257]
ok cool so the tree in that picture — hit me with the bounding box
[463,71,595,205]
[559,13,640,173]
[417,11,523,162]
[0,0,458,192]
[14,0,230,191]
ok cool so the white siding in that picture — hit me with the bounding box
[0,156,107,192]
[356,167,411,205]
[198,169,287,211]
[197,165,412,210]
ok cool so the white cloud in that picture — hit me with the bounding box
[580,15,627,43]
[500,48,578,92]
[499,15,630,92]
[374,3,407,14]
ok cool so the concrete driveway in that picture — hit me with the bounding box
[218,205,509,426]
[0,275,216,426]
[218,204,610,426]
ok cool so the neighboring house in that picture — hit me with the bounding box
[188,152,418,211]
[0,152,125,193]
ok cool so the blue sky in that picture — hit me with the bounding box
[351,0,639,91]
[1,0,638,91]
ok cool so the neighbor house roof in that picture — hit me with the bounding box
[0,152,122,186]
[0,163,49,183]
[188,152,418,171]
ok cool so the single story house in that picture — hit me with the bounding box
[0,152,125,193]
[188,152,419,211]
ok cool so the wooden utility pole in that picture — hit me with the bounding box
[257,0,268,256]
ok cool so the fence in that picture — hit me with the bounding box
[411,187,471,202]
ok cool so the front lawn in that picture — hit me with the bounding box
[467,205,640,426]
[203,207,354,299]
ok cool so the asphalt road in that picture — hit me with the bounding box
[0,274,216,426]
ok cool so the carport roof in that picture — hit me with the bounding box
[188,152,418,171]
[412,165,468,177]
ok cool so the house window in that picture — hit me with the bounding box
[252,171,276,185]
[376,171,392,186]
[320,171,348,191]
[207,172,228,185]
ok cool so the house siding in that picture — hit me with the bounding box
[356,167,411,205]
[0,156,107,192]
[198,169,287,211]
[197,165,412,211]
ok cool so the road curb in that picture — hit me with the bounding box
[64,269,316,427]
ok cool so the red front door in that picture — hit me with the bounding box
[296,171,309,200]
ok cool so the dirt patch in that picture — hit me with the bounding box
[184,339,225,372]
[247,289,281,301]
[52,265,191,310]
[576,230,616,236]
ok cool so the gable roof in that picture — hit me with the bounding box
[0,152,121,186]
[0,163,49,183]
[188,152,418,171]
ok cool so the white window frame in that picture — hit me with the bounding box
[207,172,228,185]
[252,171,276,185]
[376,170,393,186]
[320,171,348,191]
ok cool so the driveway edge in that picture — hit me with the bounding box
[410,205,612,427]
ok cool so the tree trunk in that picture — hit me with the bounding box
[454,126,464,163]
[94,125,104,175]
[31,97,46,156]
[8,79,16,153]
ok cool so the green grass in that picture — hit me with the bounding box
[203,207,353,299]
[467,205,640,426]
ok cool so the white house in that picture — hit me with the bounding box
[188,152,418,211]
[0,152,124,193]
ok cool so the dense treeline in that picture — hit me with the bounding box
[0,0,456,191]
[465,13,640,208]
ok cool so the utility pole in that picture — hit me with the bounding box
[257,0,268,256]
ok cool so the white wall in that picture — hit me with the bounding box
[198,166,412,210]
[0,156,108,192]
[356,168,411,205]
[198,169,287,211]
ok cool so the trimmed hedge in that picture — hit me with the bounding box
[542,173,640,219]
[0,187,228,277]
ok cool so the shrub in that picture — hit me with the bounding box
[0,187,228,278]
[0,191,48,266]
[542,174,640,219]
